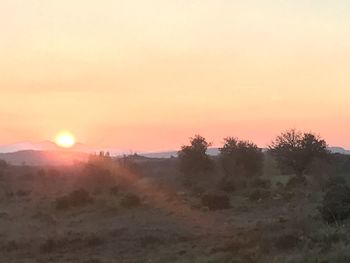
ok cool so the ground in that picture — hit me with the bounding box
[0,158,349,263]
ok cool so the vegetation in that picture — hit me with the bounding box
[268,129,330,176]
[320,185,350,224]
[201,193,230,210]
[178,135,213,176]
[120,193,141,208]
[55,189,94,210]
[220,137,263,177]
[4,129,350,262]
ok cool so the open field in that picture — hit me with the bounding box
[1,155,350,263]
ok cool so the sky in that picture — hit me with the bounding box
[1,0,350,151]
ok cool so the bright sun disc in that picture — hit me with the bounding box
[55,132,76,148]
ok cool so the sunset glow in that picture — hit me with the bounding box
[55,132,76,148]
[1,1,350,151]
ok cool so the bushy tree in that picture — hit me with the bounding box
[219,137,263,177]
[268,129,330,176]
[178,135,213,176]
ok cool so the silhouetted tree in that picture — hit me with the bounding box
[178,135,213,176]
[268,129,330,177]
[219,137,263,177]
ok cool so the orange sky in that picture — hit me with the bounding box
[1,1,350,151]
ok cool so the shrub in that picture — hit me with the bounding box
[55,189,93,210]
[5,240,19,252]
[201,193,230,210]
[85,234,104,247]
[40,239,59,253]
[250,177,271,189]
[320,185,350,224]
[139,235,163,248]
[286,175,307,189]
[274,233,300,251]
[120,193,141,208]
[220,137,263,177]
[248,189,270,202]
[78,160,116,191]
[191,186,205,196]
[218,177,236,193]
[324,175,346,189]
[178,135,213,176]
[55,197,70,210]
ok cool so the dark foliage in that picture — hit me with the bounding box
[120,193,141,208]
[324,175,346,190]
[139,235,163,248]
[178,135,213,176]
[250,177,271,189]
[201,193,230,210]
[330,153,350,176]
[249,189,271,201]
[40,239,58,253]
[55,189,93,210]
[268,129,330,176]
[320,185,350,224]
[218,176,236,193]
[220,137,263,177]
[78,161,116,191]
[286,175,307,189]
[274,233,300,251]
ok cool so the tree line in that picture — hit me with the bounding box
[178,129,330,178]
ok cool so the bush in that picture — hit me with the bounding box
[219,137,263,177]
[55,189,93,210]
[191,186,205,196]
[139,235,163,248]
[120,193,141,208]
[79,162,116,191]
[250,177,271,189]
[201,193,230,210]
[218,177,236,193]
[248,189,270,202]
[178,135,213,176]
[274,233,300,251]
[40,239,59,253]
[286,175,307,189]
[320,185,350,224]
[324,175,346,190]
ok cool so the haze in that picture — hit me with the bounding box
[1,0,350,151]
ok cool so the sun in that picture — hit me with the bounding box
[55,131,76,148]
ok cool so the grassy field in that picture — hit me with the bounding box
[0,156,349,263]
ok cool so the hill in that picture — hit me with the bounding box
[0,150,89,166]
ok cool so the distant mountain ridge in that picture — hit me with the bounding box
[141,148,220,158]
[328,147,350,155]
[0,150,89,166]
[0,141,125,155]
[0,143,349,165]
[142,147,350,158]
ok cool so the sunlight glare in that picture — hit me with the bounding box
[55,131,76,148]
